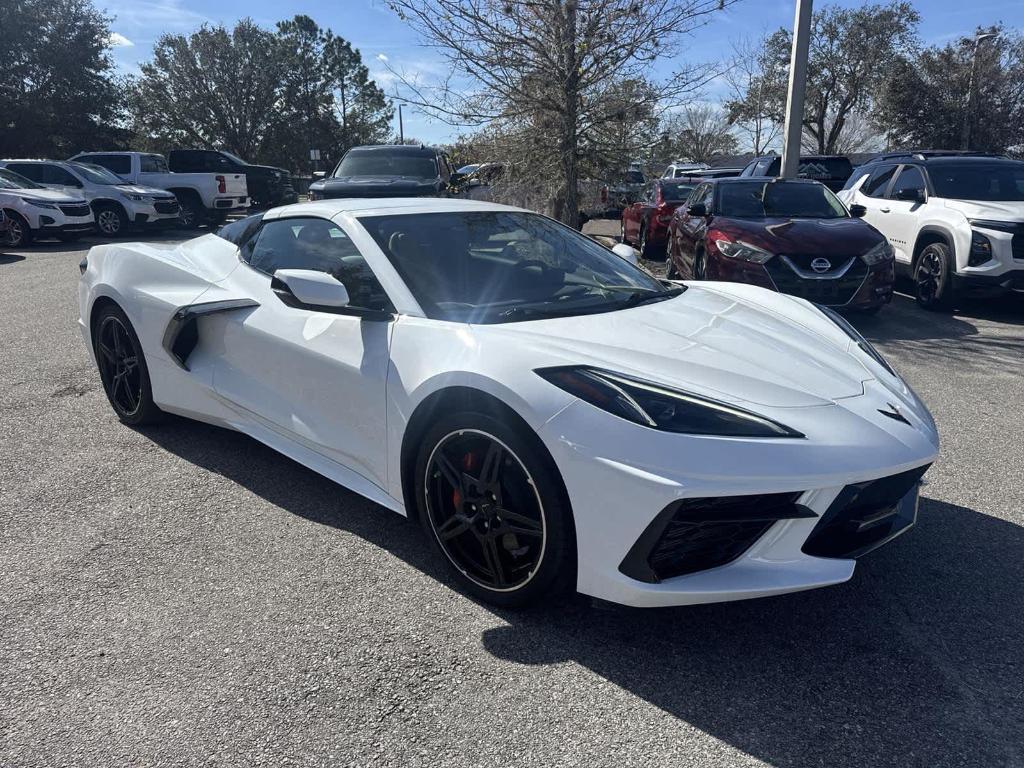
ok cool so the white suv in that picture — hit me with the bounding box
[661,161,710,179]
[0,160,180,237]
[839,152,1024,309]
[0,167,94,247]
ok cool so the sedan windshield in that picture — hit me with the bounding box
[928,161,1024,201]
[718,181,847,219]
[0,168,42,189]
[360,211,677,323]
[336,152,437,179]
[71,162,122,185]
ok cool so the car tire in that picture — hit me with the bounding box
[638,223,661,260]
[692,248,707,281]
[176,197,203,229]
[95,204,128,237]
[620,219,627,244]
[666,234,680,279]
[413,408,574,608]
[914,242,955,311]
[3,211,32,248]
[92,304,163,426]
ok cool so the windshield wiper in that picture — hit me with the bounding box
[614,286,685,309]
[496,305,589,321]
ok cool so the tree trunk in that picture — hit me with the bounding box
[557,0,580,228]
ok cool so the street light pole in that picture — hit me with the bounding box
[781,0,813,179]
[961,32,998,151]
[398,103,405,144]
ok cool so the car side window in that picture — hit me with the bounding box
[85,155,131,175]
[687,183,707,207]
[740,161,756,176]
[244,218,392,312]
[701,183,714,211]
[762,158,780,176]
[5,163,43,182]
[861,164,898,198]
[43,165,80,186]
[842,168,871,192]
[888,166,925,199]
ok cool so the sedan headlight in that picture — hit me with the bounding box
[816,304,897,377]
[714,238,774,264]
[861,240,894,265]
[19,197,58,209]
[537,367,803,438]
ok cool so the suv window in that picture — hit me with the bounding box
[84,154,131,175]
[139,155,168,173]
[41,164,81,186]
[861,164,898,197]
[4,163,44,182]
[243,218,391,312]
[889,166,926,199]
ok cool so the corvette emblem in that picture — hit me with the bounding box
[810,257,832,273]
[878,402,911,425]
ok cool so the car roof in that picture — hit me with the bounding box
[866,154,1021,167]
[751,154,849,160]
[711,176,825,185]
[262,197,530,221]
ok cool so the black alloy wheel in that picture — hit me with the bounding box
[93,305,162,425]
[914,242,953,310]
[177,198,202,229]
[415,411,573,607]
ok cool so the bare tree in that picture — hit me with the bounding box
[724,36,781,154]
[662,104,739,163]
[385,0,737,225]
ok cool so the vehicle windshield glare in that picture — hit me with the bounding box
[336,152,437,179]
[0,168,43,190]
[71,162,122,185]
[718,181,847,219]
[928,161,1024,201]
[360,211,673,323]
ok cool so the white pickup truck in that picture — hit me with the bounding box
[68,151,248,228]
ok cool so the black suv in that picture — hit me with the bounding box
[167,149,296,208]
[308,145,456,200]
[739,155,853,192]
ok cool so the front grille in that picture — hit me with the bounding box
[764,255,868,306]
[1012,234,1024,260]
[154,200,179,214]
[59,204,91,217]
[802,465,930,559]
[619,492,812,583]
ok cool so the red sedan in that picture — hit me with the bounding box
[667,178,895,312]
[620,179,697,260]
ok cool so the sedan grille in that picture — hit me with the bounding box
[802,464,930,559]
[619,492,812,583]
[764,254,868,306]
[154,200,180,214]
[59,203,91,217]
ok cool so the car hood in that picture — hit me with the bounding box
[115,184,175,198]
[715,215,883,255]
[476,283,873,409]
[315,176,441,197]
[8,188,86,204]
[942,199,1024,220]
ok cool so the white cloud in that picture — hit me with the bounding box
[376,53,389,62]
[108,32,134,47]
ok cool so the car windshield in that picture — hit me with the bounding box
[0,168,42,189]
[360,210,677,324]
[718,181,848,219]
[336,152,437,179]
[71,162,122,185]
[928,161,1024,201]
[661,182,695,201]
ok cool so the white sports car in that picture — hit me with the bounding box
[78,198,939,608]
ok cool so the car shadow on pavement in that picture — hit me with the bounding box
[0,253,26,264]
[142,417,1022,767]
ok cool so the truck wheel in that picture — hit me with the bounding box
[176,198,203,229]
[914,242,955,311]
[95,203,128,237]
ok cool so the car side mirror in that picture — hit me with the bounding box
[611,242,639,266]
[688,202,707,217]
[312,171,327,180]
[849,204,867,218]
[271,269,350,309]
[894,188,926,203]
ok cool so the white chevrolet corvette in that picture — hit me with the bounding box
[78,198,939,608]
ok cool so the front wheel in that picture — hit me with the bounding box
[914,243,954,310]
[414,410,574,607]
[95,204,128,237]
[3,212,31,248]
[692,248,707,281]
[93,304,163,425]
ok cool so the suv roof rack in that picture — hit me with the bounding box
[867,150,1008,163]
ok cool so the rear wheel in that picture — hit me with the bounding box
[692,247,707,280]
[92,304,163,425]
[414,410,573,608]
[638,223,661,260]
[914,242,954,310]
[176,197,203,229]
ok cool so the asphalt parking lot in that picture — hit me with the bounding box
[1,229,1022,767]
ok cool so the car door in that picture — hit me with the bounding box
[852,163,899,236]
[881,165,927,266]
[674,183,710,272]
[209,215,394,490]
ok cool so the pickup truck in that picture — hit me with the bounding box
[167,149,296,208]
[68,151,249,228]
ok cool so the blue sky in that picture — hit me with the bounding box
[103,0,1024,144]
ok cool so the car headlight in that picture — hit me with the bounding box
[968,230,993,266]
[816,304,897,377]
[861,240,894,265]
[714,238,774,264]
[537,367,803,438]
[124,193,149,201]
[20,197,58,209]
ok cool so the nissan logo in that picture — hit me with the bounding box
[810,258,832,273]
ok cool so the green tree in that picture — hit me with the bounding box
[131,20,285,159]
[874,27,1024,153]
[0,0,127,157]
[729,2,920,155]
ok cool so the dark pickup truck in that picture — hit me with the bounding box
[167,149,296,208]
[307,144,457,200]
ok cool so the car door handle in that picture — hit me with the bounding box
[880,207,891,213]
